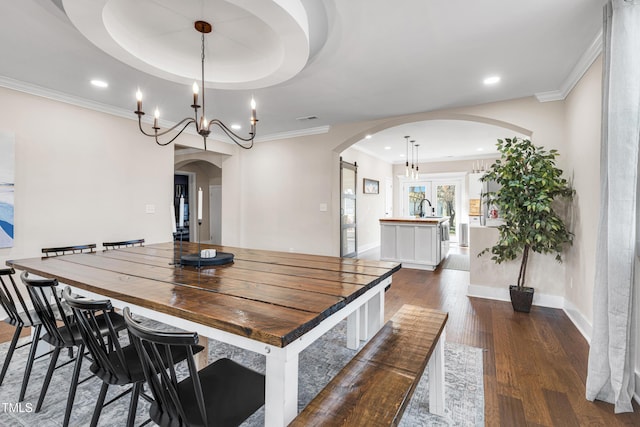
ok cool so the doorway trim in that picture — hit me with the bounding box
[209,184,222,244]
[175,171,197,242]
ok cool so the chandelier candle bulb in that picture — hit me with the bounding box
[192,82,199,107]
[153,108,159,129]
[136,89,142,112]
[251,97,257,126]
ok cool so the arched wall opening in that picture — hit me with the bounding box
[331,112,533,257]
[333,112,533,155]
[174,153,224,244]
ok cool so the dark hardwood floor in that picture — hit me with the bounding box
[2,246,639,426]
[381,246,640,426]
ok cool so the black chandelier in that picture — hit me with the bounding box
[134,21,258,151]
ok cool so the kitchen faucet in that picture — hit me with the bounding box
[419,198,434,217]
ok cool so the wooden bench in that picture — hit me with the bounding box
[290,304,448,426]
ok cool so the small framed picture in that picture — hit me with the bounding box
[363,178,379,194]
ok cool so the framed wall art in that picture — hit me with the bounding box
[363,178,379,194]
[0,131,15,248]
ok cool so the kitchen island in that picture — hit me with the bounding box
[379,217,450,270]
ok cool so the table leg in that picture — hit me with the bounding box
[346,308,360,349]
[196,336,209,369]
[265,348,299,426]
[428,330,446,416]
[360,287,385,341]
[368,287,385,335]
[358,303,369,341]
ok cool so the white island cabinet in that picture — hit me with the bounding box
[379,217,450,270]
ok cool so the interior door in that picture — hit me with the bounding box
[340,159,357,258]
[434,181,460,242]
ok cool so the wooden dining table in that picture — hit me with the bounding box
[7,242,401,426]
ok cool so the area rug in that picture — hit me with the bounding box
[441,253,470,271]
[0,320,484,426]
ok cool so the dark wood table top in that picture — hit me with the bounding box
[7,242,400,347]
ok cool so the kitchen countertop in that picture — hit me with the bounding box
[380,217,450,224]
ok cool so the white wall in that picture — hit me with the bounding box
[563,55,603,337]
[221,134,337,254]
[340,147,393,253]
[0,86,177,266]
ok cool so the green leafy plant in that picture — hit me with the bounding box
[479,137,574,289]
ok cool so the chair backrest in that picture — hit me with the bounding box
[42,244,96,257]
[0,268,36,325]
[102,239,145,250]
[124,307,205,426]
[62,287,131,384]
[20,272,77,347]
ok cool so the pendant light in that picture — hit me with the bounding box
[404,136,410,177]
[415,143,420,179]
[410,139,416,179]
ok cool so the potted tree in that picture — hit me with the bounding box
[479,137,574,312]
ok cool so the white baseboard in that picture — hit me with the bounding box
[635,371,640,407]
[562,298,592,344]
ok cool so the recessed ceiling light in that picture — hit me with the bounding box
[483,76,501,85]
[231,123,242,130]
[399,154,405,157]
[365,134,372,139]
[384,146,391,150]
[90,79,108,88]
[477,148,484,151]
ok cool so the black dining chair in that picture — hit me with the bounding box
[124,307,266,427]
[62,287,207,427]
[1,268,70,403]
[0,268,43,394]
[102,239,145,250]
[21,272,125,427]
[61,287,147,426]
[41,243,97,257]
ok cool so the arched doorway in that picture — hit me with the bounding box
[334,113,532,256]
[174,150,226,244]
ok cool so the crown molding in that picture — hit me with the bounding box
[254,125,331,142]
[0,75,138,120]
[535,30,603,102]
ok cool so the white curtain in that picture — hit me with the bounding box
[586,0,640,414]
